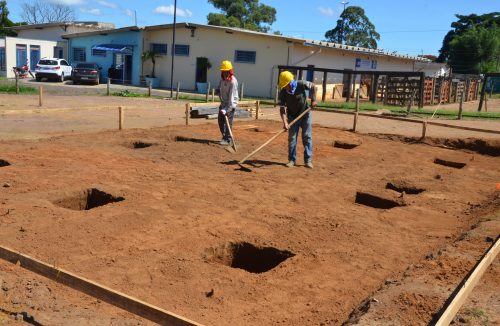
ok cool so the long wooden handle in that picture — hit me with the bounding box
[239,108,311,164]
[224,115,237,152]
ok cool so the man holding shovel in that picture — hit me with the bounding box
[217,60,239,146]
[279,71,317,168]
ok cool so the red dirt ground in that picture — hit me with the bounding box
[0,113,499,325]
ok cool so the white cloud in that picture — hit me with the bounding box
[318,6,335,17]
[154,5,192,18]
[80,7,101,15]
[125,9,134,17]
[96,0,117,9]
[49,0,86,5]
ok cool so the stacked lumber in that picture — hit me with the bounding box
[190,106,251,119]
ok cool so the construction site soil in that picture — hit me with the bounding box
[0,118,499,325]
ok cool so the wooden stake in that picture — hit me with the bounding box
[274,85,279,107]
[353,112,359,132]
[322,71,327,102]
[118,106,124,130]
[185,103,190,126]
[240,82,244,100]
[148,81,152,97]
[255,100,260,120]
[211,88,215,102]
[421,120,427,139]
[0,245,202,326]
[458,92,464,120]
[353,89,360,132]
[107,78,110,96]
[433,237,499,326]
[205,82,211,102]
[355,88,360,112]
[38,85,43,107]
[15,73,19,94]
[176,81,180,100]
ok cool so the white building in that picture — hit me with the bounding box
[0,22,114,78]
[141,23,444,98]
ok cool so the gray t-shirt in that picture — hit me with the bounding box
[218,76,239,110]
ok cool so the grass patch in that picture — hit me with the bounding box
[464,308,489,321]
[112,90,149,97]
[0,83,37,94]
[314,101,500,119]
[178,94,214,103]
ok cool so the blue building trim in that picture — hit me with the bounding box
[67,30,143,85]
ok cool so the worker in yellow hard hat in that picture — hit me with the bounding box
[217,60,239,146]
[278,70,317,168]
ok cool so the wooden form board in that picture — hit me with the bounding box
[433,237,499,325]
[0,245,203,326]
[312,108,500,135]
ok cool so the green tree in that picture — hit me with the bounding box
[324,6,380,49]
[448,26,500,74]
[207,0,276,33]
[438,12,500,62]
[0,1,16,37]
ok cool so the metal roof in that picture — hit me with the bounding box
[11,21,115,31]
[63,22,429,62]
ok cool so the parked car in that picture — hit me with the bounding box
[35,58,72,82]
[72,63,102,85]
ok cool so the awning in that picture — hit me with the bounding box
[91,44,133,53]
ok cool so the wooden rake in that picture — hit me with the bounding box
[224,115,238,153]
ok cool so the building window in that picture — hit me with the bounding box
[53,46,64,59]
[92,48,106,57]
[73,47,86,62]
[235,50,256,64]
[174,44,190,56]
[151,43,167,55]
[0,48,5,71]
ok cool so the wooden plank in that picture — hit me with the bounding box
[433,237,499,326]
[0,245,203,326]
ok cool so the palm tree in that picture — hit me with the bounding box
[141,51,158,78]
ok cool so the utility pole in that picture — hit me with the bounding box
[170,0,177,98]
[340,1,349,45]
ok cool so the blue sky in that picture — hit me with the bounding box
[5,0,499,56]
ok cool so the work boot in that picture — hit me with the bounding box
[286,161,295,167]
[305,161,314,169]
[219,139,230,146]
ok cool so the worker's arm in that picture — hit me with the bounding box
[309,83,317,108]
[279,89,288,130]
[280,106,288,130]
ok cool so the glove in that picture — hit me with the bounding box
[220,109,227,115]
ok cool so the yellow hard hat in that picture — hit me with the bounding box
[279,71,294,89]
[220,60,233,71]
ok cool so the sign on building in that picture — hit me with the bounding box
[355,58,377,70]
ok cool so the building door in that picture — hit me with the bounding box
[54,47,64,59]
[30,45,40,70]
[16,44,27,67]
[124,54,132,84]
[113,53,133,84]
[306,65,314,82]
[195,57,209,84]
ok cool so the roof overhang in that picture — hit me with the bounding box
[92,44,133,53]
